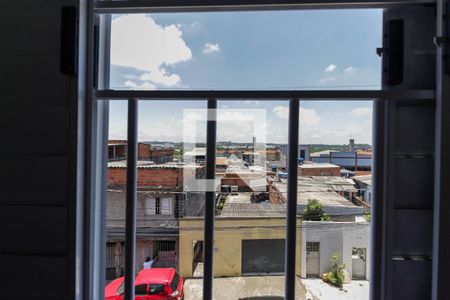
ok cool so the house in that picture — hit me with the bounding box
[310,150,372,172]
[108,140,174,163]
[298,163,340,176]
[106,161,205,279]
[179,216,301,278]
[215,157,229,173]
[353,175,372,207]
[270,176,364,221]
[301,221,371,280]
[183,147,206,164]
[220,165,267,193]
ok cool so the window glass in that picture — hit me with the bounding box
[135,284,147,295]
[171,273,181,292]
[149,284,166,295]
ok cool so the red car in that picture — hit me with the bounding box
[105,268,184,300]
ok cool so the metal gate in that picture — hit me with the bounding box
[352,248,366,279]
[306,242,320,277]
[241,239,285,274]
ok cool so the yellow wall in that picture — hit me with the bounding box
[179,217,302,278]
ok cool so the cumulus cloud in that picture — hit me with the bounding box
[325,64,337,72]
[203,43,220,54]
[111,14,192,87]
[350,107,373,118]
[124,80,156,90]
[345,66,359,73]
[273,106,320,126]
[140,69,181,86]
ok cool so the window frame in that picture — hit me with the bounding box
[83,1,439,300]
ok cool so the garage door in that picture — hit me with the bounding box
[241,239,285,274]
[306,242,320,277]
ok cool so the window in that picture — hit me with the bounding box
[306,242,320,253]
[155,198,161,215]
[149,284,166,295]
[95,2,435,300]
[135,284,147,295]
[145,197,169,215]
[161,197,173,215]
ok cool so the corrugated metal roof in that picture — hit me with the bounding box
[353,175,372,186]
[299,163,339,169]
[220,203,286,217]
[272,176,363,216]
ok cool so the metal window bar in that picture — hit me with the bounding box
[204,98,217,300]
[285,99,300,300]
[94,0,435,13]
[95,89,434,100]
[125,98,138,300]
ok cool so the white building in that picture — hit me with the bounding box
[301,221,371,281]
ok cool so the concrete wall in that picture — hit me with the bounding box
[301,221,371,280]
[179,217,302,278]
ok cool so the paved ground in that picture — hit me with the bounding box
[302,279,369,300]
[184,276,308,300]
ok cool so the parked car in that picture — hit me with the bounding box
[105,268,184,300]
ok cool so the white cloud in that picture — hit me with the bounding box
[300,108,321,126]
[319,77,337,84]
[325,64,337,72]
[273,106,320,126]
[273,106,289,119]
[345,66,359,73]
[350,107,373,118]
[111,15,192,87]
[124,80,156,90]
[140,68,181,86]
[203,43,220,54]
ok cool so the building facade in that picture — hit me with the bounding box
[301,221,371,281]
[106,161,205,280]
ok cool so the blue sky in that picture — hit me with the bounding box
[109,10,381,144]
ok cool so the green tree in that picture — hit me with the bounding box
[302,199,330,221]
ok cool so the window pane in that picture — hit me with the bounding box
[135,284,147,295]
[149,284,166,295]
[108,10,381,90]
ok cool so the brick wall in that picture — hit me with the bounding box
[108,168,181,188]
[298,166,340,176]
[138,143,150,159]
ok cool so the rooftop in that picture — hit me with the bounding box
[272,176,363,216]
[184,147,206,156]
[220,203,286,217]
[353,175,372,186]
[299,163,339,169]
[108,160,202,169]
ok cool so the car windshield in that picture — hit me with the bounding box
[149,284,166,295]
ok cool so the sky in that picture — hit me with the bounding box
[108,10,381,144]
